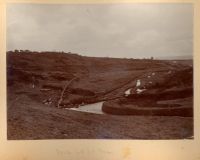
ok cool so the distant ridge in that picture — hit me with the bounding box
[156,55,193,60]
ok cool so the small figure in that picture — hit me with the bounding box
[136,79,141,87]
[31,75,36,89]
[32,84,35,88]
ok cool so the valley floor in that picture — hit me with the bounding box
[7,93,193,139]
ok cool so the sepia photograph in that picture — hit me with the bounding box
[6,3,193,140]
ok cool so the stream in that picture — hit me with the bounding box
[65,101,104,114]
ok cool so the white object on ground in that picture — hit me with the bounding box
[152,72,155,76]
[124,88,131,96]
[44,101,52,105]
[43,98,52,105]
[147,75,151,78]
[149,81,153,84]
[136,88,146,94]
[136,79,141,87]
[168,70,172,74]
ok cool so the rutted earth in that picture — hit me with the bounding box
[7,51,193,139]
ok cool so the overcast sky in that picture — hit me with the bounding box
[7,3,193,58]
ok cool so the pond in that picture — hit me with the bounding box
[65,101,104,114]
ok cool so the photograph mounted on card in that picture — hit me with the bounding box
[6,3,193,140]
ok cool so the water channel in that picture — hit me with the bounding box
[65,101,104,114]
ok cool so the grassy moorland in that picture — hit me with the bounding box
[7,50,193,139]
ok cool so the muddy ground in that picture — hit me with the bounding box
[7,51,193,139]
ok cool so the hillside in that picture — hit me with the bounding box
[7,50,193,139]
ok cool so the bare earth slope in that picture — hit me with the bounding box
[7,51,193,139]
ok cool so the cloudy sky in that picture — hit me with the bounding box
[7,3,193,58]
